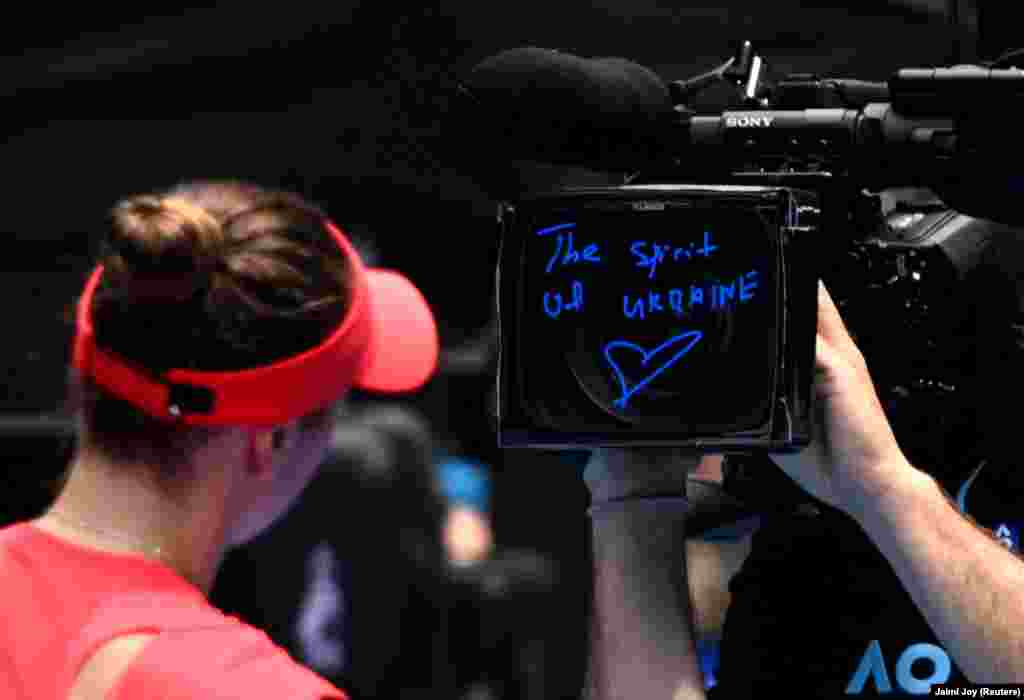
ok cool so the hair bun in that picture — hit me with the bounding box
[105,194,225,301]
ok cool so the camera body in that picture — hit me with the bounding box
[724,203,1004,508]
[823,206,997,477]
[483,40,1020,453]
[496,183,822,452]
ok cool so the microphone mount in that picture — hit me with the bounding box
[669,40,769,110]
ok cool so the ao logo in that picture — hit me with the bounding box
[846,640,950,695]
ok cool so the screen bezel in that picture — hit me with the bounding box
[497,184,820,453]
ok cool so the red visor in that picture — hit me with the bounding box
[72,220,439,426]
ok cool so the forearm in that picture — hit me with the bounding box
[586,507,706,700]
[854,459,1024,683]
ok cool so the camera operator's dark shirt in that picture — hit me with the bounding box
[711,458,1021,697]
[711,219,1024,698]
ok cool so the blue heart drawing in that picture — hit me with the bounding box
[604,331,703,409]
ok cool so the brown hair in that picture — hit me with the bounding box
[71,180,352,470]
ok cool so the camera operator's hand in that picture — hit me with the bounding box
[584,448,703,504]
[770,281,913,518]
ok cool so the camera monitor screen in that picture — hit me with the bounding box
[497,185,819,451]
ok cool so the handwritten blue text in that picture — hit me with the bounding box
[537,223,602,274]
[631,231,719,280]
[543,281,585,319]
[623,271,758,320]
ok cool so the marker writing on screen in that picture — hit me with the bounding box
[623,270,759,320]
[543,281,585,319]
[604,331,703,409]
[537,222,602,273]
[631,231,719,280]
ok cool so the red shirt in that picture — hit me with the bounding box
[0,522,347,699]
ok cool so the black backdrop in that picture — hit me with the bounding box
[1,1,1012,697]
[0,0,973,497]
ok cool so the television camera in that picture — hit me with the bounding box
[456,41,1024,454]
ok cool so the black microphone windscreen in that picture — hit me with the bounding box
[453,47,676,173]
[466,47,673,127]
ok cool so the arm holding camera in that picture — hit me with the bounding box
[583,448,707,700]
[771,281,1024,683]
[584,280,1024,693]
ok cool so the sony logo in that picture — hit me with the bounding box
[632,201,666,211]
[725,115,775,128]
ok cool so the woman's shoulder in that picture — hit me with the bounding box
[106,617,347,699]
[62,583,344,700]
[72,616,347,700]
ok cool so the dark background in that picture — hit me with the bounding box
[0,0,982,496]
[0,1,1015,697]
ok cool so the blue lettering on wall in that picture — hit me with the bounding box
[846,640,951,695]
[543,281,584,319]
[846,640,892,694]
[895,644,951,695]
[538,223,602,273]
[604,331,702,409]
[630,231,719,280]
